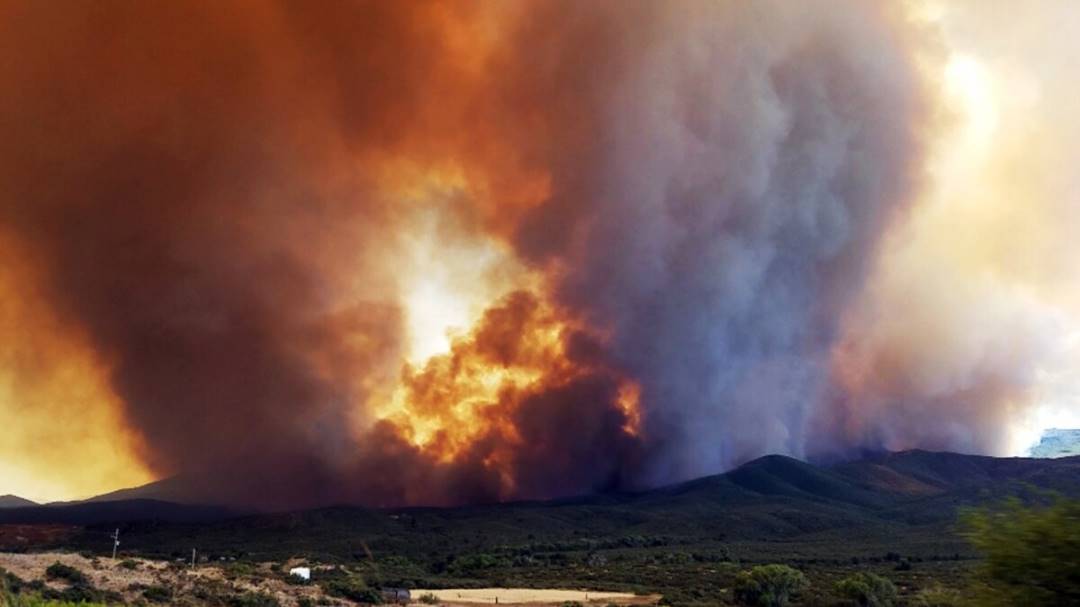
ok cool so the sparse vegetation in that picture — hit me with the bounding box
[322,576,381,604]
[141,584,173,603]
[43,563,86,586]
[417,592,439,604]
[834,572,897,607]
[733,564,807,606]
[227,591,281,607]
[0,452,1076,606]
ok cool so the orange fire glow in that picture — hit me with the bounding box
[377,289,641,492]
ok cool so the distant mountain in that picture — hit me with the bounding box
[5,450,1078,561]
[6,449,1074,562]
[1030,428,1080,458]
[0,498,236,525]
[81,476,200,505]
[0,495,37,509]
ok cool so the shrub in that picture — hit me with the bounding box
[324,578,381,604]
[963,495,1080,606]
[1,567,29,594]
[119,559,139,570]
[142,585,173,603]
[834,572,897,607]
[447,553,507,576]
[732,564,807,607]
[223,561,259,580]
[228,591,281,607]
[44,563,87,586]
[418,592,440,604]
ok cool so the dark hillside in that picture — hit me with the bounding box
[4,451,1076,575]
[0,495,37,509]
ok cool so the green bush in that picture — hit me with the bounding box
[43,563,87,586]
[732,564,807,607]
[834,572,897,607]
[963,495,1080,606]
[142,584,173,603]
[447,553,507,576]
[418,592,440,604]
[223,561,259,580]
[119,559,139,570]
[228,591,281,607]
[323,577,381,604]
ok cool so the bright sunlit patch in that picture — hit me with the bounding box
[402,275,473,363]
[394,178,523,364]
[943,53,997,154]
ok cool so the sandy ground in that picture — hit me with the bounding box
[0,552,321,606]
[411,588,657,605]
[1,552,658,606]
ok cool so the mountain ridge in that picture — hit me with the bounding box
[0,495,37,509]
[3,449,1076,528]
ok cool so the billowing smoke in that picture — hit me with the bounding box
[503,2,930,485]
[4,0,1052,508]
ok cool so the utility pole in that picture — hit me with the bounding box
[191,548,196,569]
[111,528,120,560]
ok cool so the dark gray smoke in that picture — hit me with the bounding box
[509,1,931,485]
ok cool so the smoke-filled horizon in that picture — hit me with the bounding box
[2,1,1078,508]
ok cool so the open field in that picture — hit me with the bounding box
[410,588,654,605]
[0,552,661,607]
[0,551,325,606]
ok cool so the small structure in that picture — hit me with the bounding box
[288,566,311,581]
[382,588,411,604]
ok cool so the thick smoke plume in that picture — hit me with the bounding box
[3,0,1037,508]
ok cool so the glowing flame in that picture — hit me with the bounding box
[377,289,641,483]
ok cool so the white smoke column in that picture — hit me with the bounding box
[513,1,932,484]
[823,0,1080,457]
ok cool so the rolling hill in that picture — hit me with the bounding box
[2,450,1075,568]
[0,495,37,509]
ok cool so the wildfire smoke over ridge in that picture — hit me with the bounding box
[2,0,1078,507]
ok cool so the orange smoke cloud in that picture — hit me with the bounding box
[0,232,151,503]
[5,0,1055,509]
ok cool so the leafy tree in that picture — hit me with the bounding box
[835,572,897,607]
[963,495,1080,606]
[732,564,807,607]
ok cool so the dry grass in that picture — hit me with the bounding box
[411,588,658,605]
[0,552,323,606]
